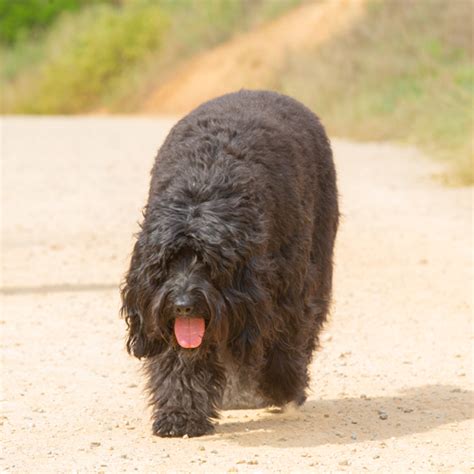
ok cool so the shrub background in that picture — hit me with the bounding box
[1,0,472,184]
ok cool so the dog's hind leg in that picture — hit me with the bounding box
[221,360,269,409]
[145,349,225,437]
[257,342,309,407]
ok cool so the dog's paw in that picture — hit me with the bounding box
[152,411,215,438]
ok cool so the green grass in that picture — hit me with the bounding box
[276,0,473,184]
[1,0,305,114]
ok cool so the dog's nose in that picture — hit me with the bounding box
[174,295,194,315]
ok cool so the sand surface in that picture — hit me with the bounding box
[1,117,472,472]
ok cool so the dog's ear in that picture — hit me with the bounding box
[121,239,164,359]
[123,311,165,359]
[225,257,273,366]
[124,311,148,359]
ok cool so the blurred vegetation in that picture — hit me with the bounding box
[277,0,473,184]
[1,0,472,184]
[0,0,111,45]
[0,0,303,114]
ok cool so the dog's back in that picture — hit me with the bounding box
[155,88,338,267]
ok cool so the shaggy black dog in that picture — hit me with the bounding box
[121,90,339,437]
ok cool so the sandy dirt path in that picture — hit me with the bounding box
[143,0,367,115]
[1,117,472,472]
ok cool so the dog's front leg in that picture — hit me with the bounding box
[145,349,225,437]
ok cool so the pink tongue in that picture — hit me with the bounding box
[174,317,205,349]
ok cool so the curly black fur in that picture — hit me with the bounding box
[121,90,339,437]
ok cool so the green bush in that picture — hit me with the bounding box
[0,0,108,45]
[19,2,169,113]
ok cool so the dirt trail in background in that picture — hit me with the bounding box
[1,117,472,472]
[143,0,367,114]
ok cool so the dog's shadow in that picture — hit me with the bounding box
[216,384,473,447]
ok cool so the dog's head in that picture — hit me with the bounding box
[145,247,228,353]
[121,240,270,360]
[121,155,274,361]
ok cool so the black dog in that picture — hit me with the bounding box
[121,90,339,437]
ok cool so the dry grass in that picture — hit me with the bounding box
[277,0,473,184]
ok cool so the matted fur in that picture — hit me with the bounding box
[121,90,339,437]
